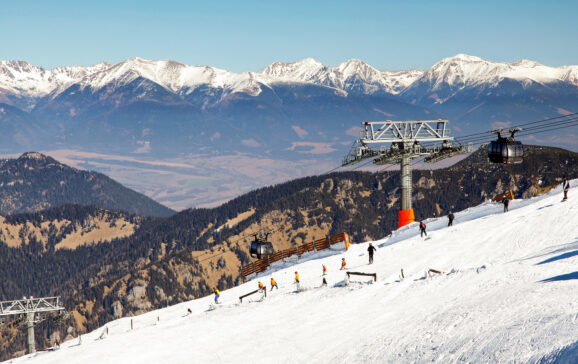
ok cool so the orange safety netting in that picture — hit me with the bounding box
[398,208,415,228]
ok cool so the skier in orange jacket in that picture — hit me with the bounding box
[294,271,300,283]
[340,258,347,270]
[322,264,327,276]
[270,277,278,290]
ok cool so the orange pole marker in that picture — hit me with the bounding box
[398,208,415,228]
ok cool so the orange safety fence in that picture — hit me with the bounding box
[241,232,350,280]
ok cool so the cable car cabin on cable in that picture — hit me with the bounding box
[249,232,274,259]
[488,128,524,164]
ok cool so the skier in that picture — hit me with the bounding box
[258,281,264,292]
[340,258,347,270]
[322,264,327,276]
[270,277,278,290]
[294,271,300,284]
[419,221,427,237]
[503,196,510,212]
[562,176,570,201]
[448,212,454,227]
[367,243,376,264]
[213,288,220,304]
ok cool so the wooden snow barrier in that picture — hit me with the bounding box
[346,272,377,282]
[492,190,514,203]
[534,184,559,196]
[241,232,350,280]
[426,268,444,278]
[239,287,266,303]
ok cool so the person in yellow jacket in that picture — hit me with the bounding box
[270,277,278,290]
[213,288,220,303]
[340,258,347,270]
[294,271,300,283]
[322,264,327,276]
[258,281,264,291]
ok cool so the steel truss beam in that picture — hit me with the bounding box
[361,120,453,143]
[1,296,66,354]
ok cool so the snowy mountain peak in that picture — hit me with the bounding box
[336,59,379,78]
[447,53,487,63]
[1,55,577,103]
[512,59,542,68]
[260,58,327,81]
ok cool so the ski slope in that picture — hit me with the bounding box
[8,182,578,364]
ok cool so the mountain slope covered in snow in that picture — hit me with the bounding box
[2,55,577,103]
[12,181,578,363]
[1,55,577,211]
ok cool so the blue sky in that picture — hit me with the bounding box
[1,0,576,72]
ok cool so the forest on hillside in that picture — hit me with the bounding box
[1,145,577,359]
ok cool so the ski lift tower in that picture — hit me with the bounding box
[0,296,67,354]
[342,120,469,228]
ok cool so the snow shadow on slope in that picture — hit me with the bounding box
[540,272,578,282]
[535,340,578,363]
[537,250,578,265]
[517,240,578,263]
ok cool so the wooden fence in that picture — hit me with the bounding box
[534,184,559,196]
[492,190,514,203]
[346,271,377,282]
[241,232,349,280]
[239,287,266,303]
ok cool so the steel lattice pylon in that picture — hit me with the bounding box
[342,120,471,227]
[0,296,67,354]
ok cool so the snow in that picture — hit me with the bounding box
[7,181,578,363]
[3,55,575,104]
[414,54,578,91]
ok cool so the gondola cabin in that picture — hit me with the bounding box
[488,128,524,164]
[249,235,274,259]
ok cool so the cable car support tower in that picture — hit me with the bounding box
[342,120,470,228]
[0,296,67,354]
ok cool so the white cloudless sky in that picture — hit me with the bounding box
[1,0,576,71]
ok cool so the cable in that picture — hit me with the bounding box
[324,112,578,175]
[458,118,578,148]
[453,112,578,140]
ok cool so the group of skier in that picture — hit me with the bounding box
[212,241,381,303]
[213,178,573,304]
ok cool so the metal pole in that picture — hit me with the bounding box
[400,156,412,210]
[26,312,35,354]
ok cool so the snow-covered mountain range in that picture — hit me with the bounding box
[10,182,578,363]
[1,54,577,210]
[2,54,577,106]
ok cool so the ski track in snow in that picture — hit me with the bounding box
[6,181,578,364]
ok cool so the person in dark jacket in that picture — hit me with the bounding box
[503,197,510,212]
[448,212,455,227]
[419,221,427,237]
[367,243,376,264]
[563,176,570,201]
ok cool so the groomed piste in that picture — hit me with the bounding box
[10,181,578,364]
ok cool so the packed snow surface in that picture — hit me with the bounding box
[8,182,578,364]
